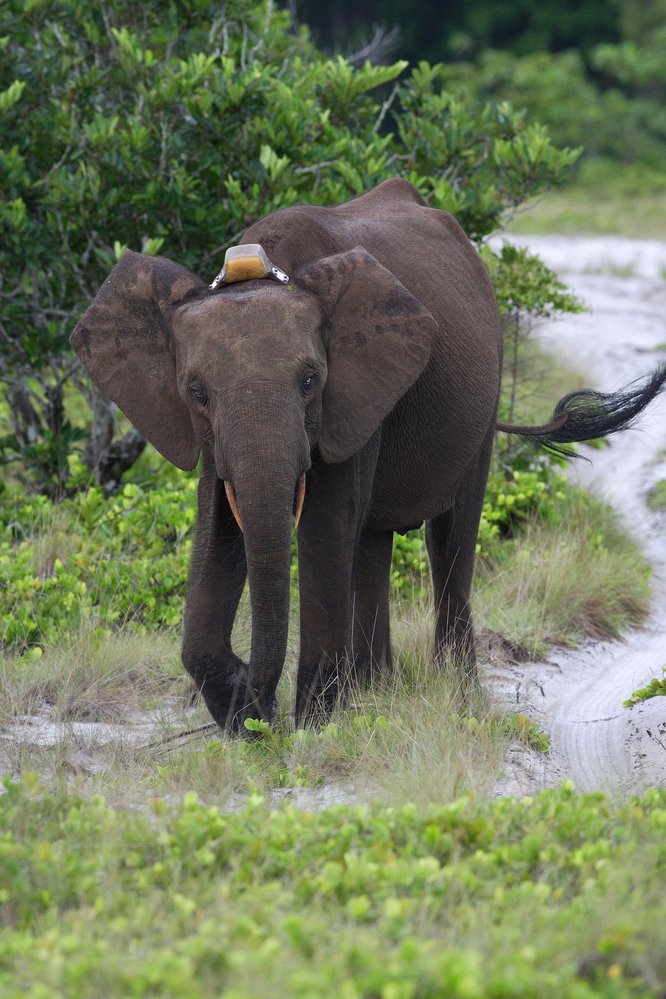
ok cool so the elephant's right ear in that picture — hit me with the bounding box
[71,250,207,470]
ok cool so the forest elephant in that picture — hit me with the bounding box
[71,179,666,731]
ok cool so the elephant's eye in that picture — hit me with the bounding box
[189,380,207,405]
[300,371,316,395]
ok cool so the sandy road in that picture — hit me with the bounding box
[492,234,666,797]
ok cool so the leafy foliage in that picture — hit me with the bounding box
[436,44,666,169]
[394,64,580,240]
[1,776,665,997]
[0,478,196,648]
[295,1,666,169]
[0,0,579,494]
[624,669,666,707]
[482,243,583,320]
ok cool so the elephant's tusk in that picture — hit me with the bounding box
[224,481,243,532]
[294,473,306,528]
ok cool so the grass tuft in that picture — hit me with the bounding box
[0,625,186,726]
[475,488,651,659]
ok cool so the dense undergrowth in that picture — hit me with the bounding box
[1,777,665,998]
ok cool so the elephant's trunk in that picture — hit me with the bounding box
[229,467,301,724]
[216,387,310,727]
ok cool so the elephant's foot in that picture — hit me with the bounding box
[184,652,278,733]
[350,642,392,689]
[201,682,278,734]
[295,657,347,728]
[433,634,481,707]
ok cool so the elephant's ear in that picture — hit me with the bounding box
[296,247,437,464]
[71,250,206,470]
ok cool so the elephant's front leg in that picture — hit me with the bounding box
[295,447,378,727]
[182,450,249,730]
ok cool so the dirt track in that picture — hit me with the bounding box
[492,234,666,797]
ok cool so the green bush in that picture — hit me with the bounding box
[0,478,197,648]
[436,42,666,169]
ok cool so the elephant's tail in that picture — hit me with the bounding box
[496,363,666,459]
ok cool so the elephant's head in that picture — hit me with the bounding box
[71,246,436,725]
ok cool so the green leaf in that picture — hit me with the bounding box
[0,79,26,114]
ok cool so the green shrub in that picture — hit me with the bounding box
[0,449,569,647]
[437,44,666,168]
[0,478,197,648]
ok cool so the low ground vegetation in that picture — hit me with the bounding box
[1,777,665,998]
[624,670,666,708]
[646,478,666,513]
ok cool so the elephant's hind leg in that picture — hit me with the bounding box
[426,508,477,677]
[425,426,494,683]
[351,528,394,686]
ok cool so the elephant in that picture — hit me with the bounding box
[71,178,666,731]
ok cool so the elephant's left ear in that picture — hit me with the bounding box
[296,247,437,464]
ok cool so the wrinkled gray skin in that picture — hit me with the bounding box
[72,179,502,730]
